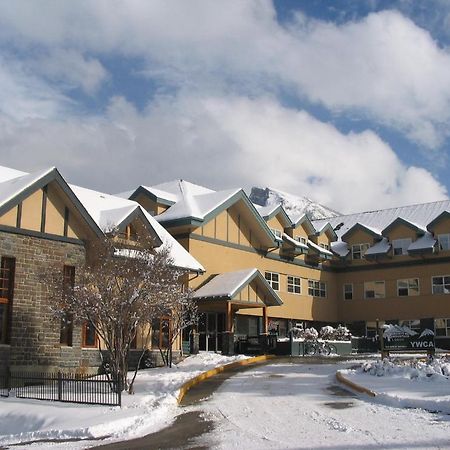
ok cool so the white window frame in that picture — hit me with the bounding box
[270,228,283,240]
[308,280,326,298]
[343,283,353,300]
[434,318,450,337]
[432,275,450,294]
[351,243,370,260]
[364,281,385,299]
[438,234,450,251]
[392,238,412,256]
[295,236,307,245]
[397,278,420,297]
[287,276,301,294]
[265,271,280,291]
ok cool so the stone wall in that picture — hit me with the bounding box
[0,231,102,372]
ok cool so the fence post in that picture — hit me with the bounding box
[6,366,11,396]
[58,372,62,401]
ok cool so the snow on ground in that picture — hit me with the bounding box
[0,353,248,449]
[192,360,450,450]
[342,356,450,414]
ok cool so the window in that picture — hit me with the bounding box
[432,276,450,294]
[287,276,301,294]
[82,321,97,347]
[0,257,15,345]
[435,318,450,337]
[343,283,353,300]
[60,266,75,346]
[392,238,412,256]
[295,236,307,245]
[319,243,329,251]
[308,280,326,298]
[438,234,450,251]
[364,281,385,299]
[351,243,370,260]
[151,317,171,348]
[397,278,419,297]
[265,272,280,291]
[271,228,283,240]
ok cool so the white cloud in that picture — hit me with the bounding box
[0,94,446,213]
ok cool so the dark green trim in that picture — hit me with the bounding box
[16,203,22,228]
[157,217,204,228]
[115,207,163,247]
[129,185,175,207]
[40,185,47,233]
[0,224,85,246]
[408,247,434,256]
[334,255,450,273]
[382,217,425,237]
[341,223,381,241]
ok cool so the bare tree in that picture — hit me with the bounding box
[45,233,190,393]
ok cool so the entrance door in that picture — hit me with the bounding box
[198,312,226,352]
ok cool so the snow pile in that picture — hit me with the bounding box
[360,357,450,381]
[0,353,248,448]
[289,325,351,342]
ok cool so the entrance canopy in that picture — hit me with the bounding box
[192,268,283,309]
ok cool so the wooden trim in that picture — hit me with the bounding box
[41,185,47,233]
[16,202,22,228]
[63,207,69,237]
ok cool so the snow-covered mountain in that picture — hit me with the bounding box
[250,187,340,220]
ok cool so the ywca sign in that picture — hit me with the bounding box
[382,325,435,351]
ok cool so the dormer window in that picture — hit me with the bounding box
[438,234,450,251]
[295,236,307,245]
[392,238,412,256]
[351,243,370,260]
[271,228,283,241]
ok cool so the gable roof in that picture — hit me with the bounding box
[382,217,426,237]
[313,222,338,241]
[255,203,292,228]
[290,213,316,235]
[0,167,104,239]
[71,184,204,272]
[313,199,450,242]
[341,223,382,241]
[192,268,283,306]
[427,211,450,231]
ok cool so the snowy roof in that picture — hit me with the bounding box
[364,238,391,257]
[330,241,349,257]
[307,239,333,257]
[408,232,436,253]
[282,233,308,251]
[341,223,382,241]
[192,268,283,306]
[156,188,241,223]
[382,217,427,236]
[71,185,204,272]
[0,164,27,183]
[313,200,450,242]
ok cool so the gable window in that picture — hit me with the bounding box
[60,265,75,346]
[432,276,450,294]
[351,243,370,260]
[0,257,15,345]
[287,276,301,294]
[82,321,97,348]
[392,238,412,256]
[270,228,283,241]
[295,236,307,245]
[265,272,280,291]
[308,280,326,298]
[343,283,353,300]
[364,281,385,299]
[435,318,450,337]
[397,278,419,297]
[438,234,450,251]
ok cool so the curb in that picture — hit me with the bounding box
[336,370,376,397]
[177,354,276,404]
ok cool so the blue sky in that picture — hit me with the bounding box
[0,0,449,214]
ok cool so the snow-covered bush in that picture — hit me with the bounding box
[319,325,352,341]
[361,356,450,382]
[303,327,319,340]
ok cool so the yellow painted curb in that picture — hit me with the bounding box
[177,354,276,404]
[336,370,376,397]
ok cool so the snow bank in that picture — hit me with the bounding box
[341,356,450,414]
[0,353,248,448]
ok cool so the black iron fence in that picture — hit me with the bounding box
[0,370,121,406]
